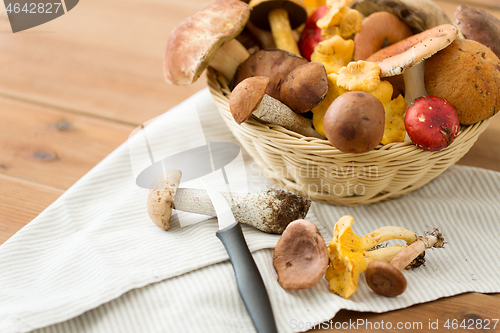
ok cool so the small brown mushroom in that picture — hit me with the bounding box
[424,39,500,125]
[147,170,182,230]
[249,0,307,54]
[230,76,324,138]
[455,5,500,59]
[273,219,329,290]
[365,230,445,297]
[280,62,329,114]
[323,91,385,154]
[232,49,308,100]
[164,0,251,85]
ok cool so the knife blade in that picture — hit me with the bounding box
[201,180,278,333]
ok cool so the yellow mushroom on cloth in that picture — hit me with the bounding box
[325,215,419,299]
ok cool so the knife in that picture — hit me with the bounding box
[201,180,278,333]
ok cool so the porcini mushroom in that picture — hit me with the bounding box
[230,76,324,138]
[353,11,414,61]
[147,170,182,230]
[164,0,251,85]
[280,62,329,114]
[273,219,329,289]
[455,5,500,59]
[424,39,500,125]
[366,24,459,105]
[365,229,445,297]
[248,0,308,54]
[232,49,308,100]
[325,215,419,299]
[323,91,385,154]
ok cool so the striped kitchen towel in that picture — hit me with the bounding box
[0,89,499,333]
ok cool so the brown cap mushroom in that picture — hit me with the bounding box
[147,170,182,230]
[425,39,500,125]
[353,11,414,61]
[365,261,407,297]
[273,219,329,290]
[455,5,500,59]
[232,49,308,100]
[280,62,329,114]
[366,230,445,297]
[230,76,324,138]
[323,91,385,154]
[248,0,307,54]
[164,0,251,85]
[366,24,458,104]
[230,76,270,124]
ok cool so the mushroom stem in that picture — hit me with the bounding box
[361,226,418,250]
[365,229,445,297]
[209,39,250,83]
[403,61,428,105]
[254,94,324,138]
[390,233,441,271]
[174,187,311,234]
[246,21,276,49]
[268,9,300,55]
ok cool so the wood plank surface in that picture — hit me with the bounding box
[457,115,500,172]
[0,174,64,244]
[0,96,134,189]
[0,0,208,126]
[312,293,500,332]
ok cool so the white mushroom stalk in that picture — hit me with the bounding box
[230,76,325,139]
[209,39,250,84]
[402,61,428,105]
[174,187,311,234]
[390,229,445,271]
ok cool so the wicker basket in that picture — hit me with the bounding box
[207,69,492,206]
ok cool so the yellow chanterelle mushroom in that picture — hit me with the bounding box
[325,215,419,299]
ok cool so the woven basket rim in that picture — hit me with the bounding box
[207,68,492,157]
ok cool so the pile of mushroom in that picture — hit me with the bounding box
[272,215,445,299]
[163,0,500,153]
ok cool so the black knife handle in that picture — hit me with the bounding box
[216,222,278,333]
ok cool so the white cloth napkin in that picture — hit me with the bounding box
[1,89,499,333]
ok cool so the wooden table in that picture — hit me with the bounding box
[0,0,499,332]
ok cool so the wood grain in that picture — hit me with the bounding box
[434,0,500,20]
[0,96,134,189]
[312,293,500,332]
[0,174,63,244]
[457,115,500,172]
[0,0,208,126]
